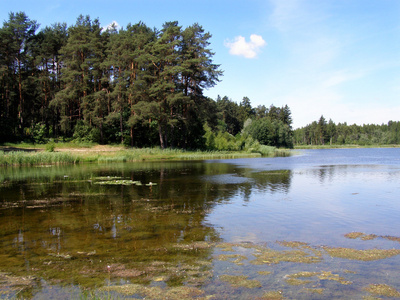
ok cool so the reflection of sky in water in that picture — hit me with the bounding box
[206,148,400,248]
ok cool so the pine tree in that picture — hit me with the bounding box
[0,12,38,137]
[52,15,103,136]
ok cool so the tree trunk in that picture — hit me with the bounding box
[130,126,134,147]
[120,109,124,144]
[158,123,165,149]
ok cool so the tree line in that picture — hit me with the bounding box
[0,12,294,150]
[294,116,400,146]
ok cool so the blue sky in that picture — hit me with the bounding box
[1,0,399,128]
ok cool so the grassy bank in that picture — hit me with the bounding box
[0,143,291,166]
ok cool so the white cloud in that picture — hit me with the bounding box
[225,34,267,59]
[102,21,120,32]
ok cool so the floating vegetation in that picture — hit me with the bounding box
[219,275,261,288]
[94,180,142,185]
[262,290,284,299]
[0,272,37,291]
[1,229,400,299]
[250,246,322,265]
[285,271,352,286]
[322,247,400,261]
[49,252,72,259]
[102,284,205,299]
[93,176,123,180]
[258,271,272,275]
[364,284,400,298]
[215,242,235,252]
[302,288,324,295]
[285,277,313,286]
[172,241,214,251]
[344,232,400,243]
[217,254,247,265]
[317,271,352,285]
[344,232,378,240]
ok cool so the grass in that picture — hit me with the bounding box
[0,150,79,166]
[0,143,291,166]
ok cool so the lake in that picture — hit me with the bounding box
[1,148,400,299]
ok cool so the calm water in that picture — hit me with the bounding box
[1,148,400,299]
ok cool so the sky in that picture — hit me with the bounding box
[1,0,399,128]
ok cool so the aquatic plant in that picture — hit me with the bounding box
[217,254,248,265]
[257,271,272,275]
[250,246,322,265]
[102,284,205,299]
[262,290,284,299]
[344,231,400,243]
[219,275,262,288]
[94,180,143,186]
[364,284,400,298]
[322,246,400,261]
[285,271,352,286]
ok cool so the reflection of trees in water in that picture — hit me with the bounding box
[306,164,392,184]
[0,161,293,294]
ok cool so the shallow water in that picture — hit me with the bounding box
[1,148,400,299]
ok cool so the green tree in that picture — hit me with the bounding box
[51,15,104,136]
[33,23,68,137]
[317,115,328,145]
[0,12,38,138]
[216,96,241,135]
[238,96,255,124]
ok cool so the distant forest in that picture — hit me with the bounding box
[293,116,400,146]
[1,12,398,150]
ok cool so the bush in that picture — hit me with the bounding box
[45,143,55,152]
[32,122,48,144]
[73,121,101,143]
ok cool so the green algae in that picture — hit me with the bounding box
[102,284,205,299]
[250,246,322,265]
[285,277,313,286]
[0,272,37,291]
[344,232,378,240]
[215,243,235,252]
[219,275,262,288]
[317,271,352,285]
[302,288,324,295]
[285,271,352,286]
[364,284,400,298]
[217,254,248,265]
[261,290,284,299]
[257,270,272,275]
[94,179,142,185]
[344,232,400,243]
[322,246,400,261]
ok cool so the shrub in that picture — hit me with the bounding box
[45,143,55,152]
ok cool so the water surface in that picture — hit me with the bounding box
[1,148,400,299]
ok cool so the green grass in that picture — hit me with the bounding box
[0,144,292,166]
[0,151,80,166]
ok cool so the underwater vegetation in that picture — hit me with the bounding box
[219,275,262,288]
[364,284,400,298]
[1,236,400,299]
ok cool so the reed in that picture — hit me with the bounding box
[0,151,79,166]
[0,145,291,166]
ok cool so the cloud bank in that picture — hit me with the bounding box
[225,34,266,58]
